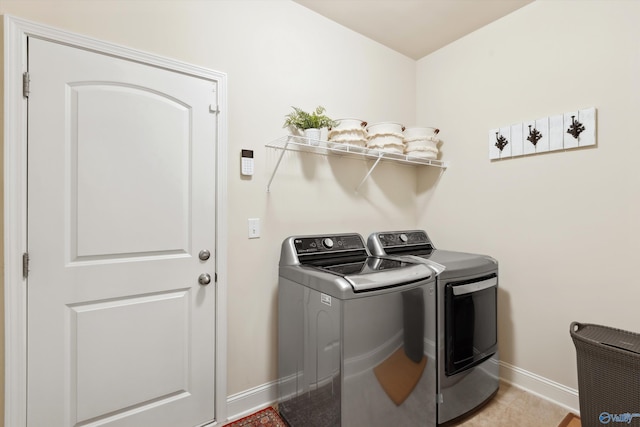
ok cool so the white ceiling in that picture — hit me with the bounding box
[293,0,534,59]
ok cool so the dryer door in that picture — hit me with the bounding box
[445,274,498,375]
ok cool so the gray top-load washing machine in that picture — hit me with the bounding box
[367,230,499,425]
[278,233,439,427]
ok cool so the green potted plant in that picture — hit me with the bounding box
[283,106,338,143]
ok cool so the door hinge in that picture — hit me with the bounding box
[437,393,443,404]
[23,252,30,279]
[23,72,30,98]
[215,272,218,283]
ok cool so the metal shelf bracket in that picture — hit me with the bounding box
[355,154,383,193]
[265,135,448,192]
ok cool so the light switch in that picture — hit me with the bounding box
[248,218,260,239]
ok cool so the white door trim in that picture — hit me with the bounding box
[3,15,229,426]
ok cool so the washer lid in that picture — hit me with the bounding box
[309,256,432,292]
[279,233,434,295]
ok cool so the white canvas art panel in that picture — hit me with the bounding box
[510,123,524,157]
[563,111,580,149]
[577,107,596,147]
[549,114,564,151]
[533,117,549,153]
[523,120,536,155]
[489,128,503,160]
[498,126,511,158]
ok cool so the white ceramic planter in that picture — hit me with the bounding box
[303,128,321,145]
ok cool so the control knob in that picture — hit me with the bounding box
[399,233,408,243]
[322,238,334,249]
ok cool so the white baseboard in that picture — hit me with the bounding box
[499,361,579,414]
[224,362,580,423]
[225,380,278,423]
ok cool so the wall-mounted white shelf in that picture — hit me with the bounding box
[266,135,449,192]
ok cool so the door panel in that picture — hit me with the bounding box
[27,37,217,427]
[72,83,191,258]
[72,290,190,422]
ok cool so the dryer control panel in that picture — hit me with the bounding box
[377,231,431,247]
[367,230,435,257]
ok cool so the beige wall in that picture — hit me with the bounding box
[5,0,636,418]
[416,0,640,392]
[0,0,419,402]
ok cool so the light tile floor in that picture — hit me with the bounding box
[450,381,573,427]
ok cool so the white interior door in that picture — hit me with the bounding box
[26,37,218,427]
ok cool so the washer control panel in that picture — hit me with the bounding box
[377,231,431,247]
[294,234,365,254]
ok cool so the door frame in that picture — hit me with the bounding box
[3,15,229,427]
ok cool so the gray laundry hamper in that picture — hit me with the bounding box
[570,322,640,427]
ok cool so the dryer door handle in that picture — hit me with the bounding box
[452,277,497,296]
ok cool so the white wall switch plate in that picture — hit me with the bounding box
[248,218,260,238]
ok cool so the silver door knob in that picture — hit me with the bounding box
[199,249,211,261]
[198,273,211,286]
